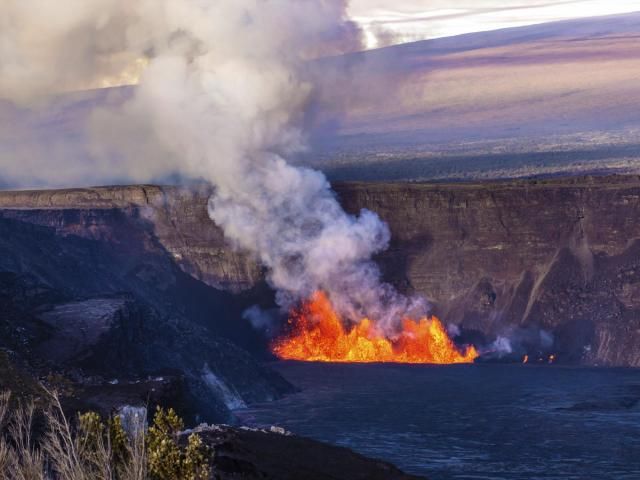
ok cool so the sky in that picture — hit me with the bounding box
[349,0,640,48]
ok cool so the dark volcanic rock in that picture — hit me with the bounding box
[2,176,640,366]
[185,425,425,480]
[0,212,293,422]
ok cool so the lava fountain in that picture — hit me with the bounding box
[272,292,478,364]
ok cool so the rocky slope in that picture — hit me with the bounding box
[1,176,640,366]
[0,193,292,424]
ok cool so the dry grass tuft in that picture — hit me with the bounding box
[0,390,212,480]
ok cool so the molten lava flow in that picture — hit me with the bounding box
[272,292,478,364]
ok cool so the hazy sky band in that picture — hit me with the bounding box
[350,0,640,48]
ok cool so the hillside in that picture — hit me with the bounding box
[308,12,640,180]
[0,185,291,423]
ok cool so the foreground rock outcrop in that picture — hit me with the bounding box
[1,176,640,366]
[186,425,425,480]
[337,176,640,366]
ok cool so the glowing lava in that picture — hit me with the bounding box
[272,291,478,364]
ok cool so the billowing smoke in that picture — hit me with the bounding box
[0,0,425,329]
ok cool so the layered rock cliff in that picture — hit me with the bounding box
[336,177,640,366]
[1,176,640,366]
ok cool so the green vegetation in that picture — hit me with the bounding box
[0,391,212,480]
[146,407,210,480]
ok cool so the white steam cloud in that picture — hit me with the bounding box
[0,0,425,329]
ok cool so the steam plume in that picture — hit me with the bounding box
[0,0,425,329]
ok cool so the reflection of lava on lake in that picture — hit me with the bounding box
[272,291,478,364]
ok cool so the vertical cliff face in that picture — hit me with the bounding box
[334,177,640,366]
[1,176,640,366]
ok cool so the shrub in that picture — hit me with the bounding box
[0,391,213,480]
[147,407,210,480]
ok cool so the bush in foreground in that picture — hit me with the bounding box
[0,391,211,480]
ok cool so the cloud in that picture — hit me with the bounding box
[349,0,640,48]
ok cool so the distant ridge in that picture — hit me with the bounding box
[2,13,640,185]
[305,12,640,181]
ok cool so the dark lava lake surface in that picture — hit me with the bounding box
[235,362,640,480]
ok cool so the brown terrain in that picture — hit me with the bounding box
[1,175,639,367]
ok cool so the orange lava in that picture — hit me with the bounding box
[272,291,478,364]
